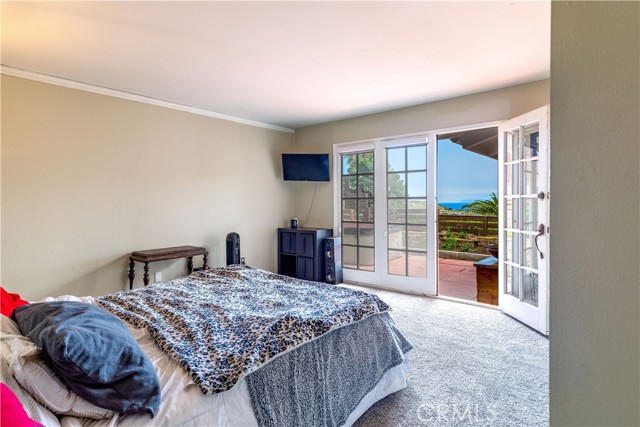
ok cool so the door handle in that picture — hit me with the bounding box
[534,223,545,259]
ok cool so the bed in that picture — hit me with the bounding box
[1,265,411,427]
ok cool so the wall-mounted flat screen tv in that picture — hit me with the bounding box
[282,153,330,182]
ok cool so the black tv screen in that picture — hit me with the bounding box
[282,153,330,182]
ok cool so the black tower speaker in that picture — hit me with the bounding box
[226,232,240,265]
[324,237,342,284]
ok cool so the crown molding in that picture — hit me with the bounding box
[1,66,295,134]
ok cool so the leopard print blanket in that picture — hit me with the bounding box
[97,265,390,395]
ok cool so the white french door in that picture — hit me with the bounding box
[498,106,550,334]
[334,136,437,295]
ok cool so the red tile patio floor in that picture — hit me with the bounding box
[355,255,483,304]
[438,258,477,302]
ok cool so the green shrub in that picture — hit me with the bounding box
[442,236,457,251]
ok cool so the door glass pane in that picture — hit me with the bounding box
[408,252,427,278]
[387,148,405,172]
[506,162,513,195]
[509,198,519,229]
[523,235,539,270]
[358,175,374,198]
[505,131,516,162]
[357,152,374,173]
[388,225,406,249]
[388,250,406,275]
[505,231,513,262]
[359,247,375,271]
[507,265,520,298]
[358,199,374,222]
[407,172,427,197]
[506,164,519,195]
[522,160,538,195]
[388,173,406,197]
[522,271,539,306]
[342,176,357,197]
[523,198,538,231]
[407,145,427,170]
[358,224,374,247]
[523,125,539,158]
[407,199,427,224]
[342,154,357,175]
[342,200,357,221]
[510,232,520,265]
[407,226,427,251]
[343,222,357,245]
[388,199,405,223]
[343,246,357,269]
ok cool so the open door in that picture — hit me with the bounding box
[498,106,549,334]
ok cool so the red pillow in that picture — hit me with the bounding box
[0,383,43,427]
[1,287,29,318]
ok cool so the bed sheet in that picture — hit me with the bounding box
[47,295,408,427]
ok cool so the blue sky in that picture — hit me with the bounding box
[437,139,498,203]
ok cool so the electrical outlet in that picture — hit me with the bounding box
[154,272,162,283]
[241,257,246,265]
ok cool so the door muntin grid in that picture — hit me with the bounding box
[387,145,428,278]
[341,151,374,271]
[503,124,540,306]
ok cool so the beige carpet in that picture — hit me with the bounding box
[347,285,549,427]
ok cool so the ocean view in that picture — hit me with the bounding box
[439,202,469,211]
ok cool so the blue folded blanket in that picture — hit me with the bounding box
[13,301,161,416]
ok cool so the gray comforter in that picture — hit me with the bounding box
[246,312,412,427]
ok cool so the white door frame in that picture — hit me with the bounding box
[333,134,436,294]
[498,106,550,335]
[333,122,499,296]
[376,136,436,294]
[333,141,377,286]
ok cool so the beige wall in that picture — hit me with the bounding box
[550,2,639,426]
[1,75,294,299]
[293,80,550,228]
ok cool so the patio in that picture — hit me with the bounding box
[350,253,493,305]
[438,258,478,302]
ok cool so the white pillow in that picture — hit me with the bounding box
[1,329,115,419]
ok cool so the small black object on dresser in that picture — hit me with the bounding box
[278,228,332,282]
[324,237,342,284]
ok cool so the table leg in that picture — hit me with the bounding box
[203,252,208,270]
[128,258,135,290]
[143,262,150,287]
[187,257,194,274]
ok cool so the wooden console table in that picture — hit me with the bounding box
[128,246,208,289]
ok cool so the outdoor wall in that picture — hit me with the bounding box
[293,80,550,228]
[1,75,294,299]
[549,2,639,426]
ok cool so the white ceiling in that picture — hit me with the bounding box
[1,1,550,130]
